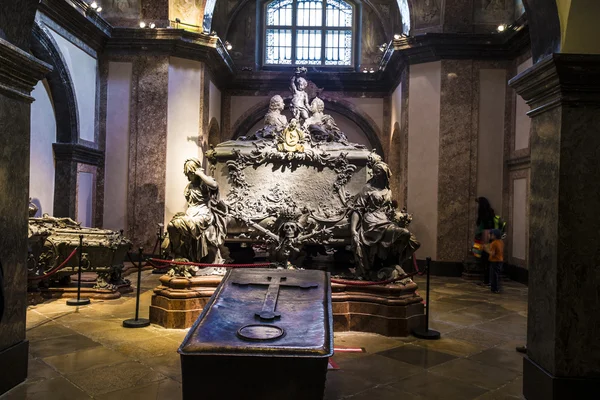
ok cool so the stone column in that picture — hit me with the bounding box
[127,56,169,249]
[0,37,51,397]
[510,54,600,399]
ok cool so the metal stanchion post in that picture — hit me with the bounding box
[152,223,165,274]
[67,235,91,306]
[123,247,150,328]
[412,257,440,340]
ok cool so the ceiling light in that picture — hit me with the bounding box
[362,68,368,74]
[497,24,506,32]
[150,22,156,29]
[369,68,375,73]
[96,7,102,12]
[90,1,98,9]
[225,41,233,51]
[394,34,401,40]
[139,21,146,28]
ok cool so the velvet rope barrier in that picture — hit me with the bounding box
[28,247,79,281]
[147,258,274,268]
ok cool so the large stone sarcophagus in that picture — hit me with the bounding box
[207,139,371,244]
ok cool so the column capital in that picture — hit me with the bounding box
[509,53,600,116]
[0,38,52,102]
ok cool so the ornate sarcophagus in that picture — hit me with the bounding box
[27,214,131,290]
[179,268,333,400]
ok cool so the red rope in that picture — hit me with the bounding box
[148,258,273,268]
[28,247,79,281]
[331,270,419,286]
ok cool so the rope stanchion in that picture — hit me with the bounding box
[411,257,440,340]
[123,248,150,328]
[66,235,90,306]
[28,247,79,281]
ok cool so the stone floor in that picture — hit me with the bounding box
[2,272,527,399]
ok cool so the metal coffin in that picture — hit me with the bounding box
[179,268,333,400]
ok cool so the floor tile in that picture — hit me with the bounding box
[26,359,61,383]
[42,346,130,374]
[29,334,101,359]
[348,384,422,400]
[469,347,525,373]
[140,352,182,379]
[110,336,181,360]
[0,376,91,400]
[323,370,376,400]
[94,378,182,400]
[446,327,515,348]
[429,358,520,390]
[65,361,166,396]
[392,371,487,400]
[26,322,76,342]
[474,314,527,337]
[377,344,457,368]
[334,332,404,354]
[412,337,487,357]
[335,354,423,385]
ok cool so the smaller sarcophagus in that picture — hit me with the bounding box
[179,268,333,400]
[28,215,131,290]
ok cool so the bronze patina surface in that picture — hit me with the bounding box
[179,268,333,357]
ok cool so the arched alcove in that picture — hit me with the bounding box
[30,22,79,143]
[207,117,221,149]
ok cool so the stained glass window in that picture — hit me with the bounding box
[264,0,354,66]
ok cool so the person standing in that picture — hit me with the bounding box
[487,229,505,293]
[475,197,496,286]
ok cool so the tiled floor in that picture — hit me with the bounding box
[2,273,527,399]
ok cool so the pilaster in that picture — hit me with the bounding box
[509,53,600,399]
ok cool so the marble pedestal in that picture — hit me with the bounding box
[331,280,425,337]
[149,275,223,329]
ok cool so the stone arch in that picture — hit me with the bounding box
[206,0,410,39]
[230,96,385,158]
[30,22,79,143]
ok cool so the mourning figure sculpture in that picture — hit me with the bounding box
[350,154,420,280]
[166,158,228,275]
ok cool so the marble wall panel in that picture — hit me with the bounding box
[165,57,203,226]
[76,165,97,227]
[407,61,441,260]
[477,68,506,211]
[142,0,169,26]
[436,60,475,262]
[508,172,528,265]
[104,61,133,231]
[127,56,169,250]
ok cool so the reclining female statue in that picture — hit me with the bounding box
[167,158,228,266]
[350,155,420,280]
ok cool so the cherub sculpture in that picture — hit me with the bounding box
[290,71,311,124]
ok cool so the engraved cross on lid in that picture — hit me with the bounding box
[232,275,318,320]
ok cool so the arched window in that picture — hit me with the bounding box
[263,0,356,66]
